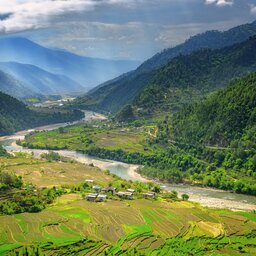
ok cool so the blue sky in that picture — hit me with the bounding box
[0,0,255,61]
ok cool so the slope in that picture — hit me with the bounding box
[0,37,140,89]
[172,73,256,147]
[72,20,256,112]
[0,69,35,99]
[0,91,83,136]
[0,62,84,96]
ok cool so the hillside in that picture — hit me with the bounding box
[0,37,140,90]
[0,70,35,99]
[73,35,256,115]
[173,73,256,147]
[72,20,256,113]
[0,91,83,135]
[0,62,84,96]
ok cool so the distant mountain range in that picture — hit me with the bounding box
[0,62,83,96]
[0,37,140,98]
[0,70,34,99]
[72,20,256,114]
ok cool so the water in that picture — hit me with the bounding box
[0,112,255,211]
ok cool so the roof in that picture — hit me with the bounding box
[127,189,135,193]
[87,194,98,198]
[93,186,102,189]
[98,194,107,198]
[85,179,95,183]
[117,191,133,196]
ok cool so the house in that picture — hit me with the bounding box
[117,191,133,200]
[102,187,116,195]
[97,194,107,202]
[85,179,95,183]
[93,186,102,193]
[126,189,135,194]
[142,192,156,199]
[86,194,98,202]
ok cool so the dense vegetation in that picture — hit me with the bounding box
[173,73,256,147]
[20,116,256,195]
[0,91,83,135]
[0,170,65,215]
[139,74,256,195]
[0,145,7,157]
[133,36,256,115]
[71,21,256,114]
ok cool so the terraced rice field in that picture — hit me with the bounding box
[1,193,256,255]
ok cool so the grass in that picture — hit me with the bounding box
[2,156,113,188]
[21,124,153,154]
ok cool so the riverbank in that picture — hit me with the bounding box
[0,112,255,212]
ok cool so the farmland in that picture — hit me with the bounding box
[0,154,256,255]
[19,124,151,154]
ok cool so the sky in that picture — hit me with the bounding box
[0,0,255,61]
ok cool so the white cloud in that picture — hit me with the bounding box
[249,4,256,15]
[205,0,233,7]
[0,0,141,33]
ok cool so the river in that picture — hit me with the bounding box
[0,111,255,212]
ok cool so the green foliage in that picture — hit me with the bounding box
[0,171,23,190]
[0,91,83,136]
[71,21,256,115]
[173,73,256,147]
[0,173,65,215]
[115,105,135,122]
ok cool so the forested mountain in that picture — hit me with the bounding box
[0,91,83,136]
[0,62,84,96]
[73,35,256,115]
[72,20,256,113]
[0,37,140,90]
[173,73,256,147]
[0,70,35,99]
[140,20,256,72]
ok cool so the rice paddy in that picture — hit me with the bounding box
[0,156,256,255]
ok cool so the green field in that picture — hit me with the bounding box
[19,124,151,154]
[0,155,256,255]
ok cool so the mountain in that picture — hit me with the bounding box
[0,62,84,96]
[0,69,35,99]
[0,37,140,89]
[173,73,256,147]
[139,20,256,73]
[73,35,256,115]
[0,91,83,136]
[72,20,256,113]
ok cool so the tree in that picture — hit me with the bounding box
[181,194,189,201]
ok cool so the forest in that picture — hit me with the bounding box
[0,91,83,135]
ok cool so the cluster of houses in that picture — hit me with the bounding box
[84,179,156,203]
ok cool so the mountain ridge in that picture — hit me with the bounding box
[0,37,140,89]
[72,20,256,113]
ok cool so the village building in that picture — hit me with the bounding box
[126,189,135,194]
[84,179,95,183]
[97,194,107,202]
[142,192,156,199]
[117,191,133,200]
[86,193,98,202]
[93,185,102,193]
[102,187,117,195]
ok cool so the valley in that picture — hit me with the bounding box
[0,10,256,256]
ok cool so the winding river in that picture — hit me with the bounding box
[0,111,255,212]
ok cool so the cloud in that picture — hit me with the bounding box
[205,0,233,7]
[0,0,141,34]
[249,4,256,15]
